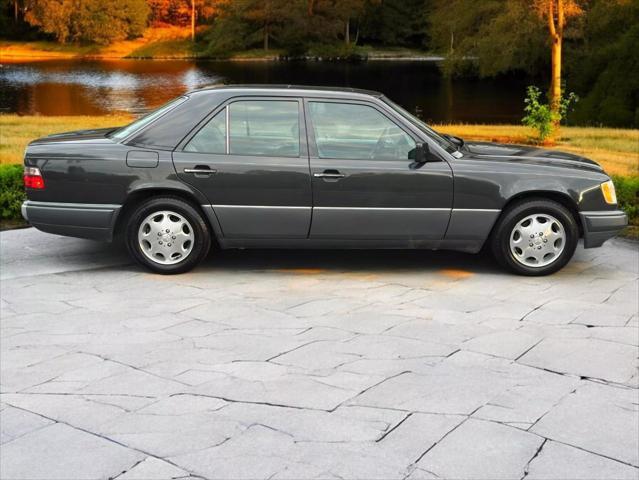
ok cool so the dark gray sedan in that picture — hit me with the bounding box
[22,85,627,275]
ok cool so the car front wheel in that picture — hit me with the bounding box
[125,196,211,274]
[491,198,579,276]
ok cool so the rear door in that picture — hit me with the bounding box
[305,99,453,241]
[173,97,312,238]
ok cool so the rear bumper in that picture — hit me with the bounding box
[22,201,121,241]
[579,210,628,248]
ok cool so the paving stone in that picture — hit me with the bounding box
[462,330,542,359]
[531,383,639,467]
[518,337,637,384]
[1,229,637,480]
[0,423,143,480]
[2,394,130,432]
[525,441,639,480]
[98,408,241,458]
[351,353,519,415]
[117,456,190,479]
[0,405,53,444]
[416,418,544,479]
[376,412,465,461]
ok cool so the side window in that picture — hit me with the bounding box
[308,102,415,160]
[229,100,300,157]
[184,108,226,154]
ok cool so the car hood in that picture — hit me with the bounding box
[461,141,603,173]
[30,127,118,145]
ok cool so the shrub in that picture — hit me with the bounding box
[0,165,25,222]
[522,86,578,142]
[612,175,639,226]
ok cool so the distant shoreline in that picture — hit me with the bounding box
[0,40,443,63]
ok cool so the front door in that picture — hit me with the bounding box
[173,98,312,238]
[306,100,453,241]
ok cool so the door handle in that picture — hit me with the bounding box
[314,170,345,179]
[184,167,216,175]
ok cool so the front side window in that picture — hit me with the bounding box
[229,100,300,157]
[184,109,226,154]
[308,102,415,161]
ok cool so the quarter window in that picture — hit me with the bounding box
[308,102,415,160]
[229,100,300,157]
[184,109,226,154]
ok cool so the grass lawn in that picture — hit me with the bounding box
[0,27,197,60]
[436,124,639,177]
[1,115,637,234]
[1,115,133,165]
[2,115,637,175]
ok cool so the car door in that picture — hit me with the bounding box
[173,97,312,239]
[305,99,453,241]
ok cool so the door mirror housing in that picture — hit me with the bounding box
[413,143,428,163]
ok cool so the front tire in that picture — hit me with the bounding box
[125,197,211,274]
[490,198,578,276]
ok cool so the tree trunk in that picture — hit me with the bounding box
[191,0,195,41]
[450,29,454,54]
[345,19,350,45]
[547,0,564,136]
[550,33,562,116]
[14,0,18,21]
[264,24,269,51]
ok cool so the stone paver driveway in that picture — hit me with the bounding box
[1,228,637,480]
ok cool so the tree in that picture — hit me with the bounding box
[23,0,149,44]
[533,0,584,123]
[359,0,428,48]
[429,0,548,77]
[146,0,218,31]
[569,0,639,127]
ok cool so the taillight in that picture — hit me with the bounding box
[24,166,45,189]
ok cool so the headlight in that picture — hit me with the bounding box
[600,180,617,204]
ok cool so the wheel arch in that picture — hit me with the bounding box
[488,190,583,244]
[113,187,220,247]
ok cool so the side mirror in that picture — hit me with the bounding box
[414,143,428,163]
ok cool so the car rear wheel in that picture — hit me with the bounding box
[491,198,578,276]
[126,197,211,274]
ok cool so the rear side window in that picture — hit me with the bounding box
[229,100,300,157]
[184,109,226,154]
[308,102,415,160]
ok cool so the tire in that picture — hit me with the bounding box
[125,196,211,274]
[490,198,579,276]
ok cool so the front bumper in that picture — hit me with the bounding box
[579,210,628,248]
[22,201,121,241]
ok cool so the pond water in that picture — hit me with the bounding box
[0,59,533,123]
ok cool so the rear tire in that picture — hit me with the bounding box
[490,198,578,276]
[125,196,211,274]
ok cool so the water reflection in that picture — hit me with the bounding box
[0,59,531,123]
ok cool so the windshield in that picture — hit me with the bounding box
[109,96,187,141]
[381,96,459,155]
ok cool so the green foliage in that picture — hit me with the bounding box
[359,0,428,48]
[612,175,639,226]
[429,0,547,78]
[23,0,149,44]
[204,0,397,57]
[522,86,556,141]
[569,0,639,128]
[0,164,25,222]
[522,86,578,141]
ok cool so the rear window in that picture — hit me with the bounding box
[110,97,186,142]
[127,92,227,150]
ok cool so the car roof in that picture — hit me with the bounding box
[190,84,383,99]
